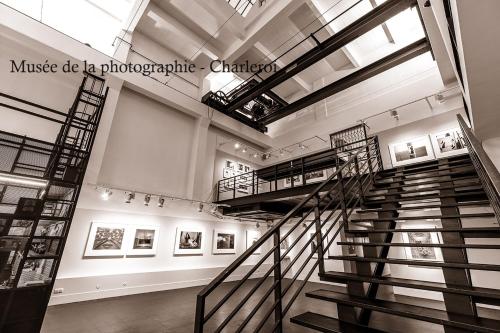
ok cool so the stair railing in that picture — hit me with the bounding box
[457,114,500,224]
[194,137,381,333]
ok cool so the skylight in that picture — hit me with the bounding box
[0,0,136,56]
[227,0,256,17]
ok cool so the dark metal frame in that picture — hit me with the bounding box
[0,73,108,332]
[194,137,381,332]
[458,114,500,224]
[203,0,425,131]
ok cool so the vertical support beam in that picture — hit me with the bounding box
[437,158,477,333]
[273,229,283,333]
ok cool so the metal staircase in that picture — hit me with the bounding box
[194,115,500,332]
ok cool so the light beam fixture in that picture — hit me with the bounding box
[158,197,165,208]
[198,203,204,212]
[144,194,151,206]
[125,192,135,203]
[101,188,112,201]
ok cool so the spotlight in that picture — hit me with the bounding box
[242,147,247,153]
[256,221,260,228]
[279,150,284,156]
[302,222,307,229]
[234,142,241,149]
[424,0,431,7]
[267,221,273,229]
[198,203,204,212]
[210,205,218,213]
[435,94,445,104]
[158,197,165,208]
[390,109,399,121]
[101,189,112,201]
[298,143,306,150]
[144,194,151,206]
[253,153,258,158]
[125,192,135,203]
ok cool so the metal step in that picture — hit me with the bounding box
[328,255,500,271]
[350,213,496,223]
[319,271,500,301]
[365,184,482,198]
[356,201,492,214]
[345,227,500,238]
[290,311,387,333]
[337,241,500,249]
[370,175,479,189]
[364,190,486,205]
[305,289,500,333]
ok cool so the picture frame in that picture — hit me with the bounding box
[401,226,443,262]
[283,175,303,188]
[246,230,262,255]
[84,222,126,257]
[389,136,435,167]
[305,170,328,184]
[430,128,467,158]
[212,229,236,254]
[174,227,204,255]
[127,225,160,256]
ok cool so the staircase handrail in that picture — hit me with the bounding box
[457,114,500,222]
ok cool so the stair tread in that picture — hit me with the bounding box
[372,175,478,188]
[364,190,486,204]
[373,170,478,186]
[290,311,387,333]
[350,213,496,222]
[319,271,500,299]
[305,289,500,332]
[328,255,500,271]
[365,184,482,197]
[376,165,474,179]
[337,241,500,249]
[345,227,500,233]
[357,200,492,213]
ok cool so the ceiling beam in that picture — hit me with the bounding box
[369,0,395,44]
[225,0,417,113]
[260,37,431,124]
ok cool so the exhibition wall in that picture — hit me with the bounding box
[375,108,468,169]
[51,207,272,305]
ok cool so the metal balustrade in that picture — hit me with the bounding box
[195,137,381,333]
[458,114,500,224]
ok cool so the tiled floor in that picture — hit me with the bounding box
[41,279,498,333]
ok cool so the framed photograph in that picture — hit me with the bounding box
[84,222,126,257]
[431,128,467,158]
[237,162,245,174]
[305,170,327,184]
[283,175,303,188]
[213,230,236,254]
[401,227,443,262]
[244,165,251,173]
[225,160,235,170]
[246,230,262,255]
[127,225,160,256]
[174,228,204,255]
[389,136,435,167]
[237,174,249,194]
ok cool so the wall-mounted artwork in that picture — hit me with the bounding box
[174,228,204,255]
[127,225,160,256]
[431,128,467,158]
[237,174,250,194]
[84,222,126,257]
[389,136,435,167]
[305,170,327,184]
[283,175,302,188]
[246,230,262,255]
[401,228,443,262]
[213,230,236,254]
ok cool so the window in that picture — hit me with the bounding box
[227,0,256,17]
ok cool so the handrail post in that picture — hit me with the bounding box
[365,138,374,177]
[252,171,255,195]
[274,164,278,191]
[354,155,364,206]
[273,228,283,333]
[337,164,350,231]
[314,194,326,274]
[194,295,205,333]
[233,177,236,199]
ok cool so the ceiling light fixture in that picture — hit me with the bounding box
[125,192,135,203]
[234,142,241,149]
[252,153,258,158]
[256,221,260,228]
[242,147,247,153]
[144,194,151,206]
[158,197,165,208]
[198,203,204,212]
[279,150,284,156]
[390,109,399,120]
[101,188,112,201]
[298,143,306,150]
[0,172,48,188]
